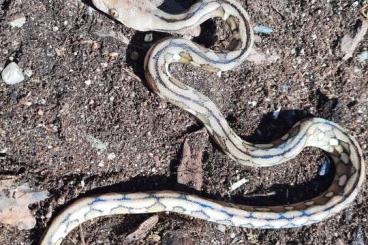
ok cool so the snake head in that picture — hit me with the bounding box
[92,0,155,31]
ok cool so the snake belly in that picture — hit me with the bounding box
[40,0,366,244]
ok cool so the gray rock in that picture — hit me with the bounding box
[1,62,25,85]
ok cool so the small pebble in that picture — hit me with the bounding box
[107,153,116,160]
[148,234,161,243]
[217,224,226,233]
[144,33,153,42]
[248,101,257,107]
[8,16,26,28]
[92,42,101,50]
[357,51,368,63]
[253,25,273,34]
[108,52,119,59]
[24,69,33,77]
[281,83,289,92]
[1,62,25,85]
[87,6,95,15]
[57,196,65,205]
[46,208,53,219]
[353,66,362,74]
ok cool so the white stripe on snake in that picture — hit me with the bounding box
[40,0,366,244]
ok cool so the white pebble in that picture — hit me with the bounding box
[144,33,153,42]
[107,153,116,160]
[24,69,33,77]
[57,197,65,205]
[248,101,257,107]
[8,16,26,28]
[1,62,25,85]
[87,6,95,15]
[357,51,368,63]
[217,224,226,233]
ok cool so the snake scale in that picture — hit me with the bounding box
[40,0,365,244]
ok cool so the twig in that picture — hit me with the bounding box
[79,224,87,245]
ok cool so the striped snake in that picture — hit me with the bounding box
[40,0,365,244]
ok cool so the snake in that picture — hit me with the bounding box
[40,0,366,244]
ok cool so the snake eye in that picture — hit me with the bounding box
[108,8,119,18]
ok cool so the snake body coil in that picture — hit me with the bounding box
[40,1,365,244]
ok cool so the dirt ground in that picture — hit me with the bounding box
[0,0,367,244]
